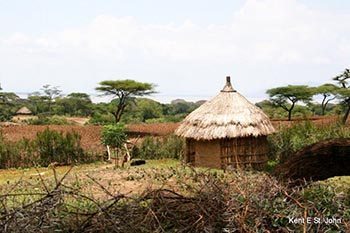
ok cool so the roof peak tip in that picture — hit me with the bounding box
[221,76,236,92]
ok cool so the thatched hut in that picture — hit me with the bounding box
[12,106,34,123]
[175,77,275,170]
[16,107,32,116]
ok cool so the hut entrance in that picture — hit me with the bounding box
[186,139,196,165]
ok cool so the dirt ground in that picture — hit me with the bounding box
[0,160,188,199]
[0,116,345,154]
[1,125,105,153]
[0,122,180,152]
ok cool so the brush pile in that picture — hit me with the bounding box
[276,138,350,182]
[0,168,349,232]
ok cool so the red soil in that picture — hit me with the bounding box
[0,117,344,153]
[0,123,180,153]
[1,125,104,153]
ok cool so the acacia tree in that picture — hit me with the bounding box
[333,69,350,124]
[314,84,339,115]
[266,85,313,121]
[96,80,155,122]
[41,85,62,115]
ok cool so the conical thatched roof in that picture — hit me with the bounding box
[16,106,32,115]
[175,77,275,140]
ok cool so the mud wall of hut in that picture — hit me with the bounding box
[186,136,269,169]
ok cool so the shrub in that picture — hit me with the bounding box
[101,124,127,149]
[133,135,184,160]
[0,128,101,169]
[145,114,186,123]
[303,185,340,217]
[26,115,70,125]
[34,128,86,166]
[0,131,36,169]
[88,113,115,125]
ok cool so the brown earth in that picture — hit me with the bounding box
[0,123,180,153]
[0,116,344,154]
[126,122,180,136]
[1,125,104,153]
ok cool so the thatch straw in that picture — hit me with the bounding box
[175,77,275,140]
[16,107,32,115]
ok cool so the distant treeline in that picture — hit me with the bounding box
[0,85,204,124]
[0,86,346,125]
[1,68,349,124]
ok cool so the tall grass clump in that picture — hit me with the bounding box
[0,133,33,168]
[0,128,100,169]
[26,115,71,125]
[35,128,86,166]
[133,135,184,160]
[268,121,350,163]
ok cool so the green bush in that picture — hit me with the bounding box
[303,185,340,217]
[0,136,14,168]
[88,113,115,125]
[26,115,70,125]
[0,128,101,169]
[268,121,350,163]
[0,131,37,168]
[35,128,86,166]
[133,135,184,160]
[101,124,127,149]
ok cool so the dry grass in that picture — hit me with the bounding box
[0,162,349,232]
[0,160,181,196]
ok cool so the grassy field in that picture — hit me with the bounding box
[1,158,348,186]
[0,159,349,232]
[1,159,349,197]
[0,159,193,197]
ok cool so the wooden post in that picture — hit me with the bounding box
[107,145,111,161]
[115,149,119,167]
[122,143,131,168]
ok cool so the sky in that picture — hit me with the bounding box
[0,0,349,103]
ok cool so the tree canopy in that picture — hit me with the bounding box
[96,80,155,122]
[0,91,20,121]
[56,93,93,116]
[314,84,339,115]
[267,85,314,121]
[41,85,62,115]
[101,124,127,149]
[333,69,350,124]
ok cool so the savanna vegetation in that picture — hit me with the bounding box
[0,70,350,232]
[268,121,350,163]
[1,69,349,125]
[1,80,203,125]
[0,161,349,232]
[0,128,101,169]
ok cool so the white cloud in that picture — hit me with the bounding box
[0,0,350,101]
[4,0,348,63]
